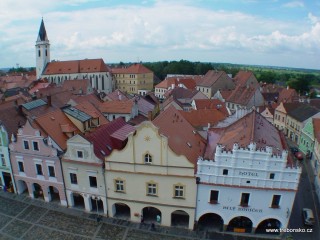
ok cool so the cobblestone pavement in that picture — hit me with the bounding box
[0,191,281,240]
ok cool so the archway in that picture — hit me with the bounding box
[142,206,161,224]
[113,203,131,219]
[32,183,44,200]
[90,197,104,214]
[255,218,281,235]
[227,216,253,233]
[171,210,189,228]
[17,180,28,195]
[72,193,85,209]
[48,186,60,203]
[197,213,224,232]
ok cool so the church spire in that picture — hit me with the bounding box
[37,18,48,41]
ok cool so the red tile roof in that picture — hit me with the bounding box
[153,106,206,169]
[86,118,135,159]
[278,87,298,103]
[180,109,227,128]
[205,111,284,159]
[193,99,229,115]
[43,59,109,75]
[105,89,129,101]
[112,63,152,74]
[155,76,197,90]
[233,70,258,87]
[34,109,79,150]
[197,70,227,87]
[0,99,26,137]
[99,100,133,114]
[62,79,92,95]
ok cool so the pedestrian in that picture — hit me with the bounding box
[151,222,155,231]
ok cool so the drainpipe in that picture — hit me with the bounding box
[58,153,69,207]
[102,160,108,216]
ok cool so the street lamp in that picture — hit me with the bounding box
[92,195,101,222]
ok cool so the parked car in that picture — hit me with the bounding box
[302,208,315,226]
[295,152,304,161]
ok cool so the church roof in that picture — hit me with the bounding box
[37,18,48,42]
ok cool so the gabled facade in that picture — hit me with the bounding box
[99,100,138,122]
[9,121,67,206]
[105,107,206,229]
[196,70,235,98]
[61,134,107,214]
[196,111,301,234]
[298,118,316,155]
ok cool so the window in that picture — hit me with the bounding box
[270,173,275,179]
[36,164,43,175]
[23,140,29,150]
[1,154,6,166]
[271,195,281,208]
[38,50,41,57]
[32,141,39,151]
[240,193,250,207]
[115,179,125,192]
[223,169,228,175]
[48,166,55,177]
[77,151,83,159]
[147,182,157,196]
[174,185,184,198]
[18,161,24,172]
[210,190,219,204]
[70,173,78,184]
[89,176,97,188]
[145,153,152,164]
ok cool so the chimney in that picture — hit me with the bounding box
[47,95,52,107]
[171,84,175,89]
[287,85,289,90]
[148,111,153,121]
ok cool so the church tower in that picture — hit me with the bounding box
[35,18,50,79]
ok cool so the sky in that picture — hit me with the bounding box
[0,0,319,70]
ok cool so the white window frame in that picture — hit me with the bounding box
[147,182,157,196]
[23,140,30,150]
[32,141,39,151]
[174,184,185,198]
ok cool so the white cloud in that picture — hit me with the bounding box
[0,0,319,69]
[282,1,304,8]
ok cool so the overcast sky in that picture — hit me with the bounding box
[0,0,319,69]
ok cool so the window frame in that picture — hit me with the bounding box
[48,165,55,178]
[144,153,152,164]
[23,140,30,150]
[70,173,78,185]
[35,163,43,176]
[240,192,250,207]
[18,161,24,172]
[114,179,125,192]
[173,184,185,199]
[146,182,158,196]
[210,190,219,204]
[77,150,84,159]
[32,141,39,151]
[271,194,281,208]
[0,154,6,167]
[89,176,97,188]
[223,169,228,175]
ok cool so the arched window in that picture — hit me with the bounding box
[144,153,152,164]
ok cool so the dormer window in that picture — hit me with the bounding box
[144,153,152,164]
[77,150,84,159]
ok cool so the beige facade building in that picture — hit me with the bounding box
[112,63,154,95]
[105,107,206,229]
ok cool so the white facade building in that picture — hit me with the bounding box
[196,111,301,234]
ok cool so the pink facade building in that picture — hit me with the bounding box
[9,121,67,206]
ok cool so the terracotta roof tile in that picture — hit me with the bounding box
[197,70,227,87]
[278,88,298,103]
[86,118,134,159]
[180,109,227,129]
[207,111,284,159]
[34,109,79,150]
[43,58,109,75]
[153,106,206,169]
[105,89,129,101]
[0,99,26,137]
[193,99,229,115]
[99,100,133,114]
[111,63,152,74]
[155,76,197,90]
[62,79,92,95]
[74,101,109,125]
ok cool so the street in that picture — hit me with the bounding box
[288,158,320,240]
